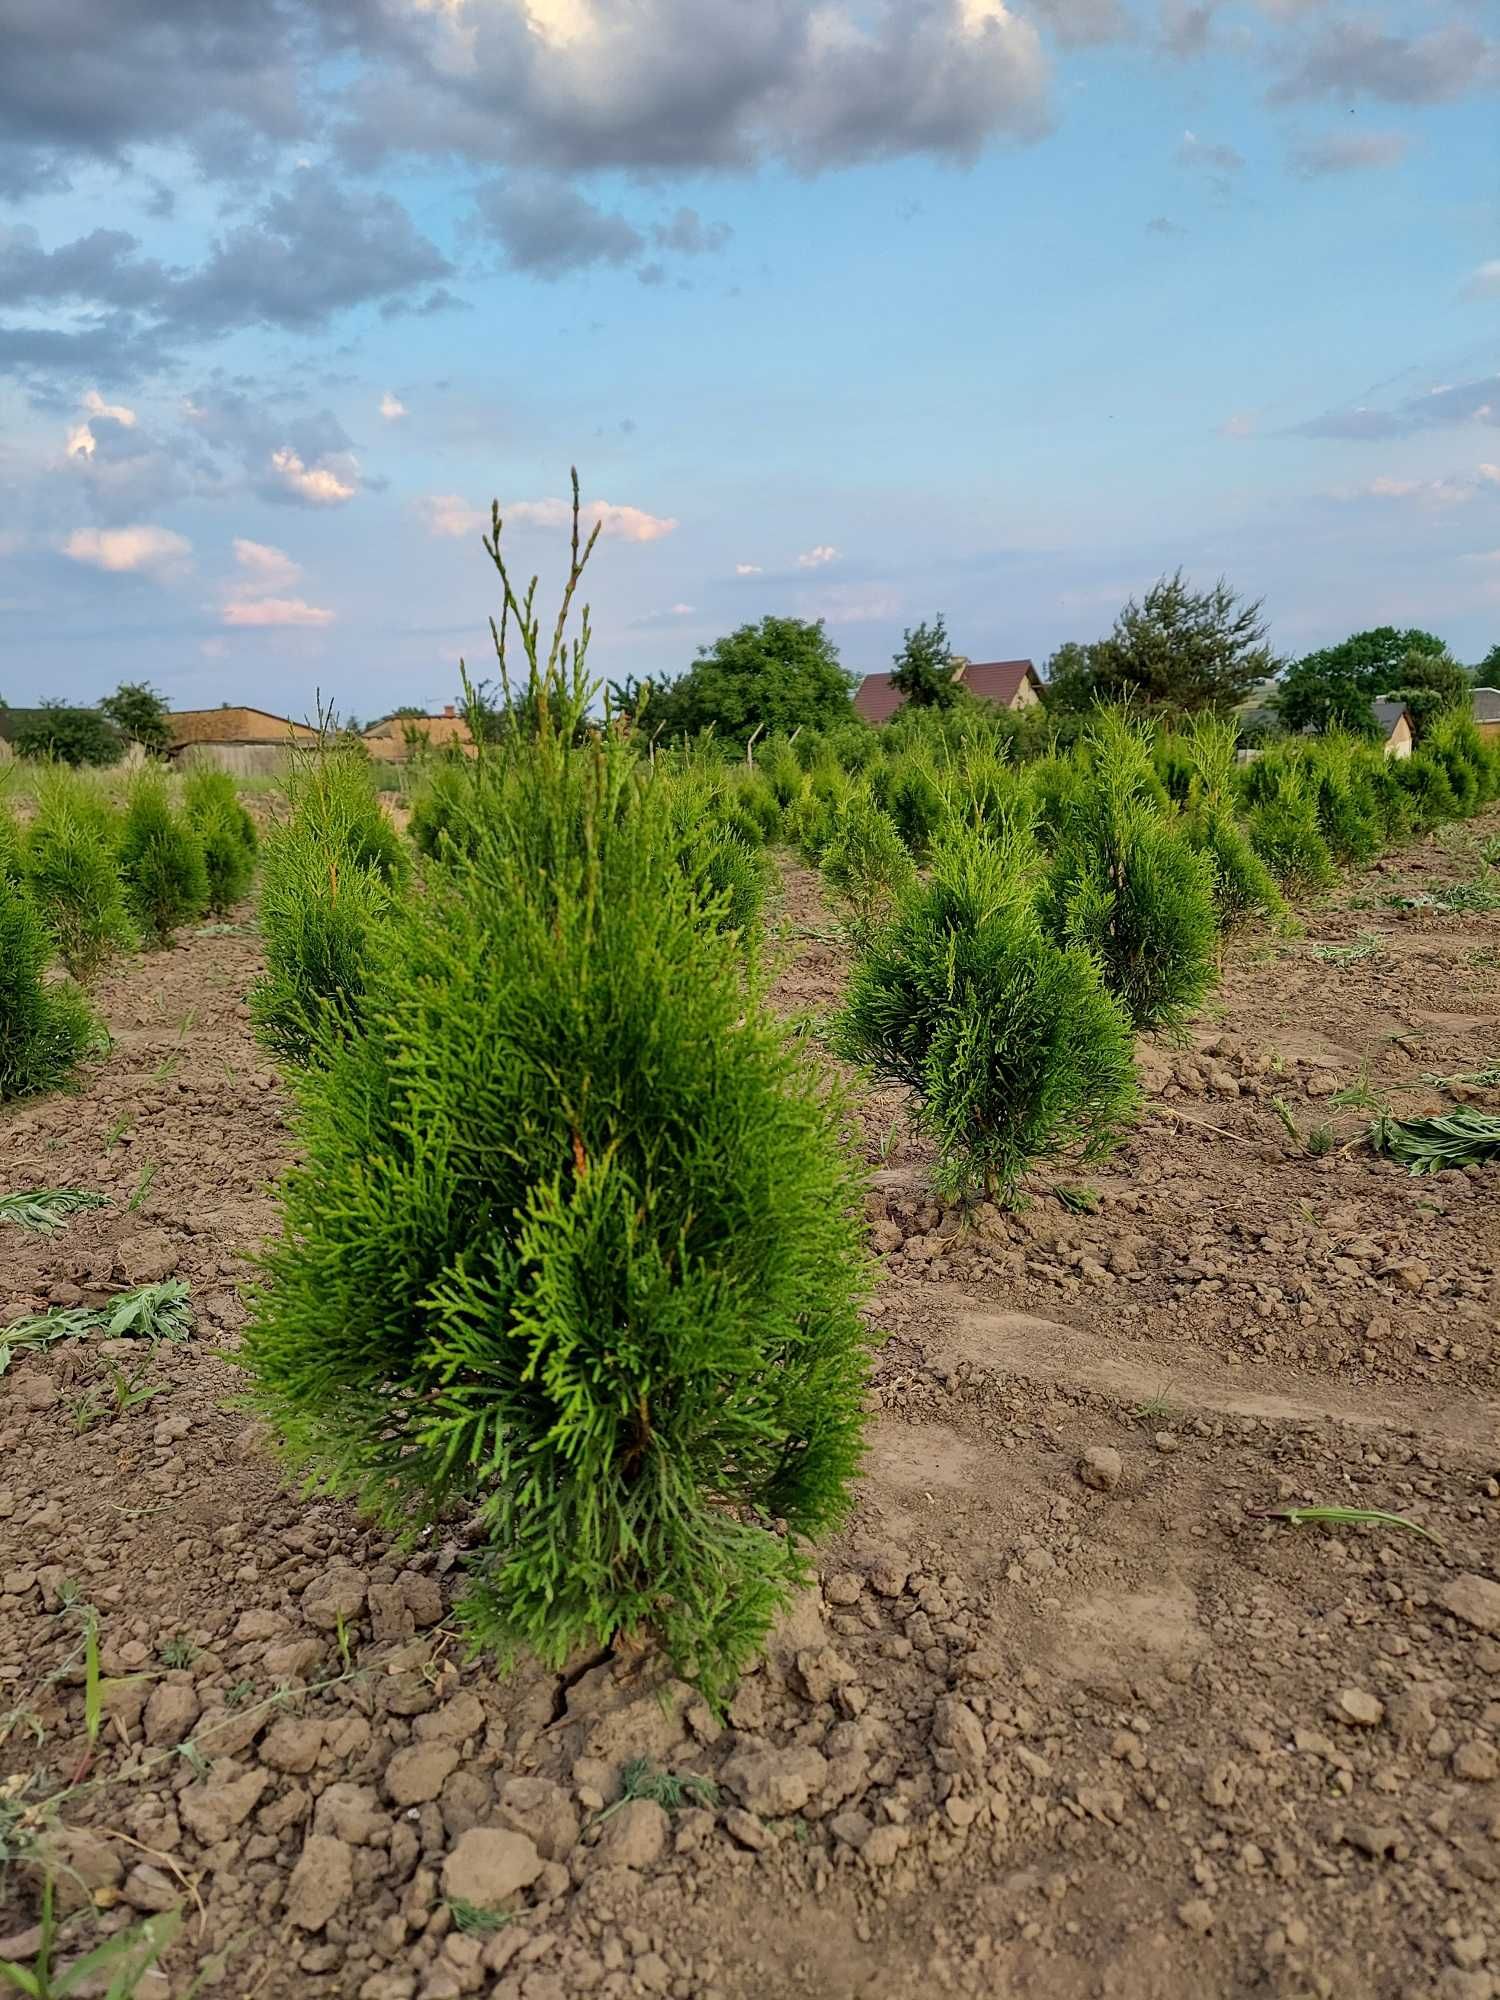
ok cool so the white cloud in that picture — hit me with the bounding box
[82,388,136,428]
[796,544,839,568]
[232,537,303,592]
[734,562,763,576]
[63,524,190,575]
[418,494,488,539]
[222,536,333,627]
[1339,468,1495,508]
[420,491,677,543]
[510,497,679,542]
[805,582,898,623]
[1220,411,1255,439]
[223,595,334,628]
[379,391,408,421]
[268,445,357,506]
[66,386,139,459]
[1465,260,1500,301]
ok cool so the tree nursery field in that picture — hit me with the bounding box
[1,525,1498,2000]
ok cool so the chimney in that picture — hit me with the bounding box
[443,704,456,718]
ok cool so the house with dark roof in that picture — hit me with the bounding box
[1472,688,1500,742]
[852,657,1042,725]
[1370,699,1415,759]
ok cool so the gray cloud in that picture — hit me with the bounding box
[652,209,733,257]
[1177,130,1245,173]
[0,172,449,391]
[1028,0,1132,49]
[338,0,1053,176]
[1269,17,1499,104]
[1288,128,1411,177]
[473,177,646,279]
[1146,214,1187,236]
[1297,374,1500,440]
[1158,0,1219,60]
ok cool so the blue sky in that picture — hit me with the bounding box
[2,0,1497,724]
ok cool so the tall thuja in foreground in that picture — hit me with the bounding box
[243,479,873,1696]
[837,821,1137,1201]
[117,772,208,945]
[252,745,403,1064]
[0,873,98,1102]
[1177,715,1283,929]
[183,766,258,915]
[23,770,136,982]
[1041,713,1219,1031]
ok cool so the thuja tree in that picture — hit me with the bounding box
[1040,714,1219,1031]
[24,769,137,982]
[118,773,208,945]
[819,791,916,936]
[1177,715,1283,929]
[252,749,401,1065]
[836,821,1137,1201]
[183,767,258,916]
[0,874,98,1102]
[243,478,872,1695]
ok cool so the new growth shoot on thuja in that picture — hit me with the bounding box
[243,472,874,1700]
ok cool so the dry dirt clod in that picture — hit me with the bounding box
[1331,1688,1386,1728]
[1078,1446,1124,1492]
[286,1834,355,1931]
[1441,1574,1500,1637]
[384,1744,461,1807]
[440,1828,543,1907]
[589,1799,668,1870]
[719,1745,828,1817]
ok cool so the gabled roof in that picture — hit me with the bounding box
[851,656,1040,724]
[961,659,1042,706]
[1472,687,1500,723]
[169,705,320,747]
[1370,700,1412,736]
[362,711,474,760]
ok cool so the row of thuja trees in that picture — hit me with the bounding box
[0,767,257,1100]
[238,490,1500,1693]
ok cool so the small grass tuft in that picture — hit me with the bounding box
[1247,1503,1443,1547]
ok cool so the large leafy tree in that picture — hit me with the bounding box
[653,617,855,745]
[1040,641,1102,714]
[1476,643,1500,684]
[889,615,961,709]
[99,680,171,756]
[1276,627,1456,735]
[13,703,123,767]
[1087,571,1273,713]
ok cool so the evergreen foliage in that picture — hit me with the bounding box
[884,755,945,860]
[409,758,483,863]
[889,615,961,710]
[252,750,401,1064]
[819,792,917,935]
[0,874,98,1102]
[117,773,209,945]
[23,770,136,981]
[183,767,258,915]
[244,479,873,1696]
[1243,768,1336,893]
[836,823,1137,1200]
[1039,716,1219,1030]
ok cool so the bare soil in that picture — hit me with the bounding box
[2,814,1498,2000]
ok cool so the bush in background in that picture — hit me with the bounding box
[13,705,123,768]
[183,767,258,915]
[24,770,136,981]
[837,823,1137,1200]
[118,773,209,945]
[0,874,99,1102]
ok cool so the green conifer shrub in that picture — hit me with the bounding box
[1306,740,1381,865]
[1424,710,1493,813]
[408,757,481,864]
[884,754,945,860]
[836,823,1137,1200]
[285,749,409,885]
[1394,751,1458,828]
[1,804,28,886]
[243,483,872,1696]
[117,774,209,946]
[183,767,258,916]
[1174,714,1283,927]
[819,793,917,935]
[24,770,136,981]
[1244,769,1337,892]
[0,874,98,1102]
[1039,718,1219,1031]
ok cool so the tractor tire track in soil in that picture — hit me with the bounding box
[2,814,1498,2000]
